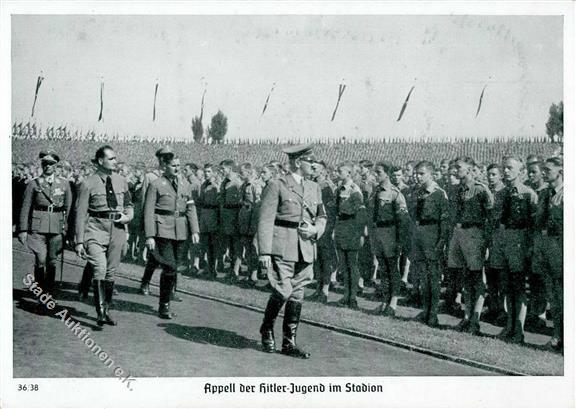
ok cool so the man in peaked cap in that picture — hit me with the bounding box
[138,147,172,296]
[258,143,327,359]
[19,151,73,310]
[143,153,200,319]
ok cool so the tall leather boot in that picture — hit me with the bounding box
[93,280,107,326]
[259,291,285,353]
[158,274,175,319]
[281,300,310,359]
[45,264,57,296]
[34,265,46,290]
[102,281,117,326]
[78,264,93,300]
[171,273,183,302]
[139,254,158,295]
[33,266,47,314]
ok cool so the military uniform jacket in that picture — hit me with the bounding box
[317,178,336,247]
[139,170,161,206]
[335,182,365,250]
[413,181,450,243]
[489,184,506,230]
[197,179,220,233]
[535,183,563,238]
[144,175,200,241]
[238,180,262,236]
[357,176,377,226]
[500,181,538,230]
[219,175,243,235]
[257,173,327,263]
[371,181,410,245]
[75,171,133,245]
[186,175,202,202]
[19,175,73,234]
[455,180,494,225]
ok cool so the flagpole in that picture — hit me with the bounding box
[397,78,417,122]
[330,79,346,121]
[31,71,44,118]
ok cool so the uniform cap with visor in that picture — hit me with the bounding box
[282,143,316,162]
[39,150,60,164]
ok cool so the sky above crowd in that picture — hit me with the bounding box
[11,15,563,141]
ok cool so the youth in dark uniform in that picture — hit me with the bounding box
[371,162,409,317]
[411,161,449,327]
[219,160,243,282]
[497,157,538,344]
[357,160,377,290]
[537,157,563,352]
[447,157,494,335]
[334,163,365,310]
[197,164,220,278]
[484,163,507,322]
[309,160,336,303]
[526,160,549,329]
[183,162,202,274]
[238,163,262,285]
[257,144,327,359]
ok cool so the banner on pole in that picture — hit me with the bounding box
[31,75,44,118]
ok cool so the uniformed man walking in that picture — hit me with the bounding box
[18,151,73,307]
[138,148,167,295]
[144,154,200,319]
[257,144,327,359]
[75,145,133,327]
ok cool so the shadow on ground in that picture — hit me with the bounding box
[159,323,261,351]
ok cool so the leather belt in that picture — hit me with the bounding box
[199,204,219,209]
[338,213,355,221]
[415,220,438,226]
[375,221,395,228]
[456,222,483,229]
[155,209,186,217]
[35,205,65,213]
[503,223,528,230]
[274,219,300,229]
[542,228,561,237]
[89,210,121,220]
[223,204,242,209]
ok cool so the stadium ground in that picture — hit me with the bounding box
[12,249,494,377]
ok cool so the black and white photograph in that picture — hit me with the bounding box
[1,1,574,407]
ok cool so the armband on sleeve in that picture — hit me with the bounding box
[317,203,327,219]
